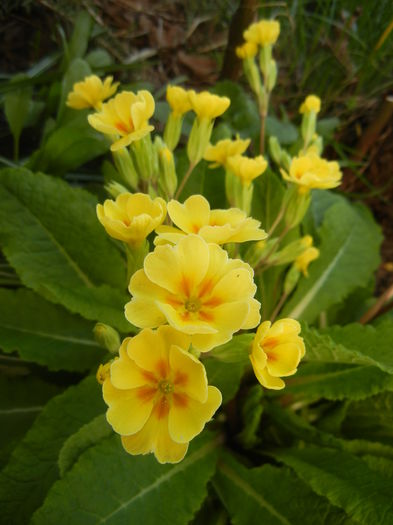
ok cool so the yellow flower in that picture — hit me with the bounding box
[97,192,166,246]
[125,234,261,351]
[102,326,222,464]
[299,95,321,114]
[250,319,305,390]
[155,194,267,245]
[244,20,280,47]
[204,138,251,168]
[295,246,320,276]
[226,155,268,186]
[236,41,258,59]
[88,90,155,151]
[66,75,119,110]
[282,153,342,192]
[188,90,231,120]
[96,362,111,384]
[166,85,192,116]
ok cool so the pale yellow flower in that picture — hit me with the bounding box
[125,234,261,352]
[66,75,119,110]
[102,327,222,464]
[244,20,280,47]
[282,153,342,192]
[226,155,268,186]
[166,85,192,116]
[88,90,155,151]
[236,41,258,59]
[97,192,166,246]
[250,319,305,390]
[188,90,231,120]
[299,95,321,114]
[155,195,266,245]
[295,246,320,276]
[204,138,251,168]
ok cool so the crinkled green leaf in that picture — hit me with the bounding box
[0,374,62,469]
[209,334,253,363]
[58,414,111,477]
[0,376,105,525]
[32,431,219,525]
[273,445,393,525]
[0,288,104,371]
[286,362,393,401]
[282,200,382,322]
[0,168,130,331]
[214,451,353,525]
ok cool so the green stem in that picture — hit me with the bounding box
[174,161,196,200]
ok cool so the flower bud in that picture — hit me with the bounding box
[94,323,121,354]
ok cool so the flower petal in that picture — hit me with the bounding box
[250,359,285,390]
[169,344,208,403]
[125,297,166,328]
[167,195,210,233]
[168,385,222,443]
[103,380,155,435]
[265,342,302,377]
[110,339,153,389]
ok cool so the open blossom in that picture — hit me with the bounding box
[188,90,230,120]
[204,138,251,168]
[250,319,305,390]
[102,326,222,464]
[227,154,268,186]
[97,192,166,246]
[66,75,119,110]
[166,85,192,116]
[88,90,155,151]
[281,153,342,192]
[125,234,261,351]
[155,195,267,245]
[244,20,280,47]
[299,95,321,114]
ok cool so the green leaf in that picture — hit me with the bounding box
[252,169,285,231]
[266,115,299,145]
[0,376,105,525]
[237,384,263,449]
[342,393,393,445]
[0,374,62,469]
[273,445,393,525]
[209,334,253,363]
[286,362,393,401]
[31,112,109,175]
[0,168,130,331]
[58,414,111,477]
[85,48,112,69]
[204,356,247,403]
[0,288,105,371]
[67,12,92,63]
[214,452,352,525]
[282,200,382,322]
[32,431,219,525]
[302,322,393,374]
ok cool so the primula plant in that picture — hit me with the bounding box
[0,12,393,525]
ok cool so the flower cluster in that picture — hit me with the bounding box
[63,17,348,465]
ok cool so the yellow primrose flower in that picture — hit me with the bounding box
[204,138,251,168]
[96,362,111,385]
[66,75,119,110]
[299,95,321,114]
[102,326,222,464]
[236,41,258,59]
[188,90,231,120]
[226,155,268,186]
[155,194,267,245]
[295,246,320,276]
[244,20,280,47]
[97,192,166,246]
[125,234,261,352]
[282,153,342,192]
[250,319,305,390]
[166,85,192,116]
[88,90,155,151]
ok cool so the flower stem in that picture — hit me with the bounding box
[174,161,196,200]
[270,291,288,323]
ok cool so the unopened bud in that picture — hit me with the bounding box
[93,323,121,354]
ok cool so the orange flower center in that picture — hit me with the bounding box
[158,379,174,394]
[115,117,134,135]
[185,297,201,313]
